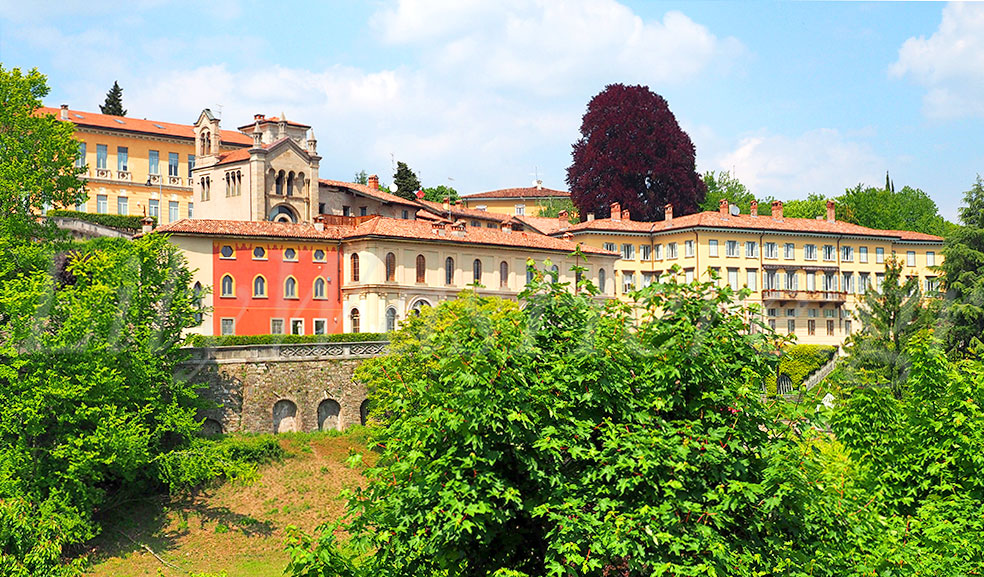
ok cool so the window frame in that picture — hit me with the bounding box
[252,246,267,260]
[351,253,360,282]
[220,274,235,298]
[284,276,298,299]
[708,239,719,257]
[252,274,267,298]
[313,277,326,299]
[220,318,235,336]
[416,254,426,284]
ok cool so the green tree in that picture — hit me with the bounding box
[353,170,369,185]
[534,197,578,222]
[391,161,421,201]
[940,176,984,355]
[0,66,86,239]
[783,193,831,220]
[420,184,458,203]
[844,257,934,397]
[838,184,945,236]
[98,80,126,116]
[700,170,771,215]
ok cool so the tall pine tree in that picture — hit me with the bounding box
[99,81,127,116]
[392,161,421,201]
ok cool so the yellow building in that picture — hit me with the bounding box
[459,182,570,217]
[41,105,252,223]
[554,199,944,346]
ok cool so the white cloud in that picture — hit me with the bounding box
[891,2,984,118]
[716,129,885,199]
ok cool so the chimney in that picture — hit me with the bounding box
[719,198,729,216]
[254,113,265,122]
[664,203,673,222]
[442,197,450,212]
[771,200,783,220]
[313,214,325,231]
[750,200,758,217]
[562,232,574,241]
[367,175,379,190]
[621,209,630,221]
[586,212,595,222]
[141,216,154,234]
[535,179,543,190]
[450,221,466,237]
[826,200,836,222]
[502,222,512,233]
[60,104,69,121]
[610,202,621,221]
[558,210,568,221]
[431,222,445,236]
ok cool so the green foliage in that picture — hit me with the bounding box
[838,183,946,236]
[420,185,458,203]
[535,197,578,222]
[391,161,421,201]
[353,170,369,185]
[941,175,984,355]
[765,344,838,394]
[99,80,126,116]
[783,193,831,220]
[47,209,155,231]
[700,170,772,215]
[185,332,386,348]
[0,65,86,239]
[156,435,286,493]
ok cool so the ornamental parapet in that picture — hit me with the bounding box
[179,340,389,365]
[761,289,847,303]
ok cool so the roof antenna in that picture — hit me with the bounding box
[215,104,223,119]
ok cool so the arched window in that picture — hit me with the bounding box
[599,269,607,293]
[445,257,454,285]
[220,274,234,297]
[286,172,295,197]
[409,299,431,316]
[499,261,508,288]
[472,259,482,284]
[385,307,397,332]
[313,277,326,299]
[526,266,535,286]
[351,254,360,282]
[284,276,297,298]
[192,281,203,324]
[385,252,396,282]
[275,171,285,195]
[415,254,426,283]
[550,264,559,279]
[252,275,266,297]
[350,308,360,333]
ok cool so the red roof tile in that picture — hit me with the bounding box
[417,199,512,223]
[558,210,944,243]
[510,215,573,235]
[463,186,570,200]
[215,148,252,165]
[319,179,422,208]
[145,219,345,240]
[236,115,311,131]
[38,107,253,146]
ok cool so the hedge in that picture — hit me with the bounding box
[184,332,388,348]
[47,210,156,231]
[766,344,838,396]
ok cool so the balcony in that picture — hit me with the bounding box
[762,289,847,303]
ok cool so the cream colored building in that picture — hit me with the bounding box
[460,183,570,217]
[554,199,943,346]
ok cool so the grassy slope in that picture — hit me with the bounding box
[87,429,372,577]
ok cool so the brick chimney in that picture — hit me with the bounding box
[586,212,595,222]
[502,222,512,233]
[558,209,568,221]
[431,222,445,236]
[771,200,783,220]
[664,203,673,222]
[313,214,325,231]
[610,201,621,221]
[367,174,379,190]
[442,197,450,212]
[826,200,836,222]
[719,198,729,216]
[750,200,758,217]
[621,209,630,221]
[562,232,574,241]
[141,216,154,234]
[60,104,69,120]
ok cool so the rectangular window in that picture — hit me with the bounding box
[514,205,525,216]
[746,269,758,291]
[785,271,798,290]
[403,209,409,219]
[187,154,195,178]
[804,244,817,260]
[360,206,368,216]
[824,308,836,318]
[726,240,739,257]
[148,150,159,175]
[859,246,868,263]
[860,273,870,293]
[786,308,796,317]
[148,199,159,218]
[808,308,818,318]
[640,245,651,260]
[875,272,885,291]
[654,244,663,260]
[824,273,838,291]
[769,319,777,330]
[845,320,852,334]
[841,246,853,262]
[709,239,719,257]
[96,194,108,214]
[784,243,795,259]
[622,272,635,293]
[667,242,678,259]
[728,268,739,290]
[76,142,86,167]
[925,277,939,293]
[685,240,695,258]
[822,244,835,261]
[117,196,128,215]
[768,308,778,317]
[220,318,235,336]
[270,319,285,334]
[806,271,816,291]
[842,272,855,294]
[642,272,655,287]
[764,242,778,259]
[603,242,617,252]
[168,201,178,222]
[685,269,694,283]
[876,247,885,264]
[826,320,835,336]
[290,319,304,335]
[907,251,916,267]
[621,244,635,260]
[342,206,351,217]
[745,241,758,258]
[116,146,128,171]
[168,152,179,177]
[314,319,327,335]
[808,320,816,335]
[787,319,796,334]
[927,251,936,266]
[96,144,107,169]
[188,202,194,218]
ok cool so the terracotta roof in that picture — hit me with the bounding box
[510,215,572,235]
[319,179,422,208]
[416,199,512,223]
[557,210,944,243]
[144,219,345,240]
[215,148,252,166]
[236,116,311,131]
[463,186,570,200]
[345,217,617,256]
[38,107,253,146]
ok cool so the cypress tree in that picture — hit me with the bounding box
[99,81,127,116]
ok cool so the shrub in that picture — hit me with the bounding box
[185,332,387,348]
[155,434,286,493]
[47,209,156,231]
[766,344,838,395]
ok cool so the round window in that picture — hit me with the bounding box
[220,245,233,258]
[253,246,266,259]
[313,249,325,261]
[284,248,297,260]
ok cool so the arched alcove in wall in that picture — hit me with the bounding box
[273,399,298,433]
[317,399,341,431]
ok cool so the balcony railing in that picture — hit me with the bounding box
[762,289,847,303]
[85,170,188,188]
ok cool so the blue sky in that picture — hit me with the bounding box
[1,1,981,221]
